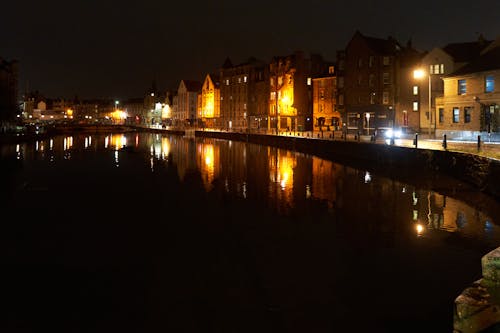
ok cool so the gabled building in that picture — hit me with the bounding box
[176,79,202,127]
[415,35,492,136]
[312,64,339,134]
[268,51,329,133]
[198,73,221,128]
[435,36,500,139]
[220,56,268,131]
[339,31,422,136]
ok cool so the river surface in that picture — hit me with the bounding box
[2,131,500,332]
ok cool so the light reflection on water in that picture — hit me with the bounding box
[4,132,500,245]
[3,131,500,332]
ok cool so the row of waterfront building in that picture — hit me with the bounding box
[4,30,500,139]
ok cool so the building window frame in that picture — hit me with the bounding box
[453,107,460,123]
[464,106,472,123]
[458,79,467,95]
[485,75,495,93]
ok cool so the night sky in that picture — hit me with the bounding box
[2,0,499,100]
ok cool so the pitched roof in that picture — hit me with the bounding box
[446,40,500,76]
[442,40,492,62]
[353,30,402,54]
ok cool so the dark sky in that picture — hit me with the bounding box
[2,0,499,100]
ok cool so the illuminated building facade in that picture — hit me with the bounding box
[417,35,494,136]
[176,79,202,127]
[198,73,221,129]
[312,64,340,133]
[269,51,330,133]
[436,37,500,139]
[220,57,268,131]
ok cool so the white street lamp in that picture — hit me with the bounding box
[413,69,432,138]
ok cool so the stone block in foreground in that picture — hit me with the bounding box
[454,247,500,332]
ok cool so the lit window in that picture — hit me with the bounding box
[383,56,389,65]
[383,91,389,104]
[485,75,495,93]
[226,79,229,85]
[464,106,471,123]
[238,77,241,83]
[453,107,460,123]
[458,79,467,95]
[434,64,440,74]
[413,101,418,111]
[328,66,334,74]
[307,77,311,85]
[429,65,434,74]
[270,78,274,86]
[413,86,418,95]
[440,64,444,74]
[244,76,247,83]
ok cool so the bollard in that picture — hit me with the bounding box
[413,133,418,148]
[477,135,481,152]
[442,134,447,150]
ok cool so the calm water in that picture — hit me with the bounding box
[2,131,500,332]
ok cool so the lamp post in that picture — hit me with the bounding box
[413,69,432,138]
[365,112,370,135]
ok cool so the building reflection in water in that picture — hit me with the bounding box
[2,132,499,244]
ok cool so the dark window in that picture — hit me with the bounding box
[464,107,472,123]
[439,108,444,123]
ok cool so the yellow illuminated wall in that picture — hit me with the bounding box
[312,76,339,128]
[200,74,220,121]
[269,72,296,117]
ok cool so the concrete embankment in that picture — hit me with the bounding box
[194,130,500,202]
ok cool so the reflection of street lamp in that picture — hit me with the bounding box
[413,69,432,138]
[365,112,370,135]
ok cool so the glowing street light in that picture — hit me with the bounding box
[365,112,370,135]
[413,69,432,138]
